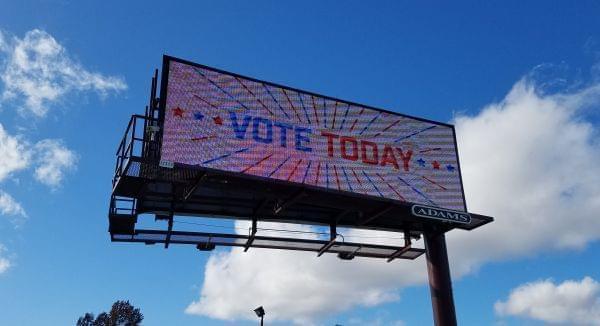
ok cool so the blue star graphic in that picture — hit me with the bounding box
[417,158,426,167]
[446,164,455,172]
[193,112,204,121]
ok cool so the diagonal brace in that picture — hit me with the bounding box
[359,204,394,226]
[317,223,337,257]
[183,172,207,201]
[387,231,412,262]
[274,189,306,215]
[244,198,268,252]
[244,216,257,252]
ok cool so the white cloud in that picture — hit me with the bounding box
[0,257,9,274]
[495,277,600,325]
[0,29,127,117]
[0,121,75,224]
[0,190,26,219]
[33,139,77,188]
[0,123,29,223]
[187,75,600,323]
[347,316,406,326]
[0,123,30,182]
[185,222,425,324]
[0,122,76,190]
[0,244,11,274]
[448,79,600,275]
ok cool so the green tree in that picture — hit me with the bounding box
[76,300,143,326]
[76,313,94,326]
[94,312,110,326]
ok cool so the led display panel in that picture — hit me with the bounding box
[160,57,467,211]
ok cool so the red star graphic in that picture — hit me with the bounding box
[172,107,184,117]
[213,116,223,125]
[432,160,441,170]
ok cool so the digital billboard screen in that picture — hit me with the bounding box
[159,57,466,212]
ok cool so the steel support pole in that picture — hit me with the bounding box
[424,230,457,326]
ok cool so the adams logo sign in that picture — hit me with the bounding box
[411,205,471,224]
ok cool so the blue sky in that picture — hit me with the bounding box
[1,1,600,325]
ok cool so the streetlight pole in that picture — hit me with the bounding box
[254,306,265,326]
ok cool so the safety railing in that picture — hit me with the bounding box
[112,114,159,188]
[109,195,137,216]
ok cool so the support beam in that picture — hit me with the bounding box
[164,214,174,248]
[424,230,457,326]
[317,223,337,257]
[164,195,175,249]
[359,205,394,225]
[274,189,305,215]
[244,199,268,252]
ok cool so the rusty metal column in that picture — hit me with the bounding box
[424,229,457,326]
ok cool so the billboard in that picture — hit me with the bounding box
[159,57,466,212]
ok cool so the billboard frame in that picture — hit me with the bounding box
[157,55,469,212]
